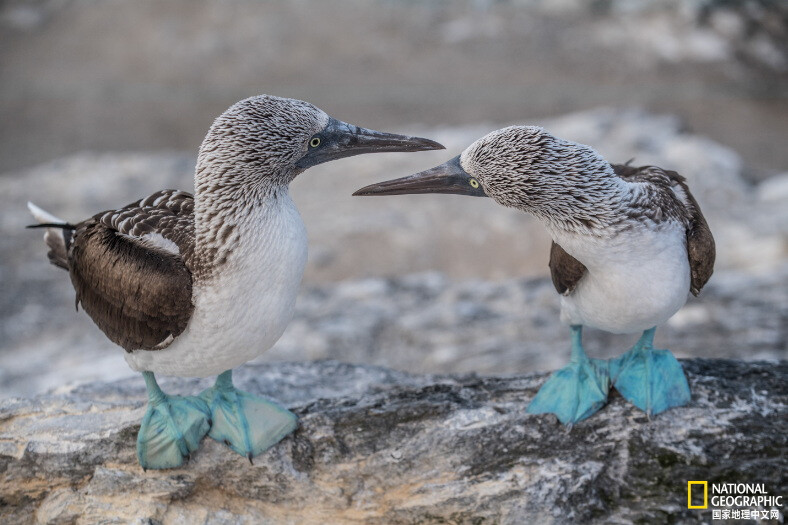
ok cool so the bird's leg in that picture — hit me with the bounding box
[609,327,691,417]
[137,371,211,470]
[527,325,610,425]
[200,370,297,462]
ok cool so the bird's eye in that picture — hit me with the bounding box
[309,137,321,148]
[469,178,480,189]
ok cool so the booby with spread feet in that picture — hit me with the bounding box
[28,95,443,468]
[354,125,715,425]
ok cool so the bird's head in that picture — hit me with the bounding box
[353,126,615,218]
[196,94,444,195]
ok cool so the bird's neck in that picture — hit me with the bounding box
[192,162,288,282]
[523,168,629,236]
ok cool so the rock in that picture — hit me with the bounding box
[1,359,785,524]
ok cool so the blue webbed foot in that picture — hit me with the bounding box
[200,370,298,461]
[527,326,610,425]
[609,327,691,417]
[137,372,211,470]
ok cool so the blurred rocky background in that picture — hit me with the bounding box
[1,0,786,397]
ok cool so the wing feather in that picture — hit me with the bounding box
[612,163,715,296]
[548,241,587,296]
[662,169,716,296]
[67,190,195,351]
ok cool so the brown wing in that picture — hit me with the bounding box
[96,190,196,268]
[67,190,195,352]
[662,169,715,296]
[549,241,587,296]
[612,163,715,296]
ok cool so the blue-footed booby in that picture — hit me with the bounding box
[28,95,443,469]
[354,126,715,425]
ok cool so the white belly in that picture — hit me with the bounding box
[125,195,308,377]
[552,224,691,334]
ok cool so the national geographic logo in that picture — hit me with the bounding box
[688,481,784,521]
[688,481,708,509]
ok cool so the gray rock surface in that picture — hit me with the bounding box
[1,359,786,524]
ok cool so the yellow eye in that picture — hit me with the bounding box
[469,178,480,189]
[309,137,321,148]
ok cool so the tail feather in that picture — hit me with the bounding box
[27,201,72,270]
[26,223,77,230]
[27,201,65,223]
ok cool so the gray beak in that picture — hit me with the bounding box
[295,118,444,169]
[353,155,487,197]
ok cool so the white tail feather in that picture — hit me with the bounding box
[27,201,65,224]
[27,201,70,269]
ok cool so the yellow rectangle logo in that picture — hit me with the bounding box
[688,481,708,509]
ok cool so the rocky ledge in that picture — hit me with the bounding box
[1,359,786,524]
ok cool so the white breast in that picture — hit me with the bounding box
[125,193,308,377]
[551,223,691,334]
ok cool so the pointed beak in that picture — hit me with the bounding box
[295,118,444,169]
[353,155,488,197]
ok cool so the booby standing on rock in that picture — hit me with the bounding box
[28,95,443,469]
[354,126,715,425]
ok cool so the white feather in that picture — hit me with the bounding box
[27,201,64,224]
[28,201,69,261]
[139,232,180,255]
[124,192,308,376]
[550,223,690,334]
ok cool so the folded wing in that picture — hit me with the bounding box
[612,163,715,296]
[68,190,196,351]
